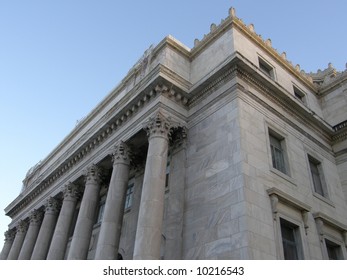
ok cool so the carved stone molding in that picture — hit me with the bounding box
[4,230,15,242]
[63,182,81,201]
[16,220,28,234]
[84,164,103,184]
[111,141,131,165]
[269,193,279,221]
[45,197,61,215]
[29,209,43,226]
[171,126,188,151]
[144,111,172,140]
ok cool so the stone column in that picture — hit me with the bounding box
[31,197,61,260]
[7,220,28,260]
[18,210,43,259]
[47,183,80,259]
[0,230,15,260]
[68,164,102,259]
[133,112,172,259]
[95,142,131,260]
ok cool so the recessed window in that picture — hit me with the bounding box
[259,57,275,79]
[325,239,343,260]
[308,155,328,197]
[96,201,105,223]
[124,178,135,210]
[293,86,306,103]
[269,130,289,175]
[280,218,303,260]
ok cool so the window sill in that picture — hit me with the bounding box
[270,167,297,186]
[312,192,335,207]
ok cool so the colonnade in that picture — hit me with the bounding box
[0,112,184,260]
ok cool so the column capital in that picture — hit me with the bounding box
[144,111,172,140]
[63,182,81,200]
[16,220,28,234]
[4,230,15,242]
[45,197,61,215]
[84,164,103,184]
[29,209,43,226]
[111,141,131,165]
[171,126,187,150]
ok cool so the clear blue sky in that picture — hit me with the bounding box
[0,0,346,242]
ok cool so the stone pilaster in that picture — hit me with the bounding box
[95,141,131,259]
[133,112,172,259]
[68,164,103,259]
[164,127,187,259]
[0,229,15,260]
[31,197,61,260]
[18,209,43,259]
[7,220,28,260]
[47,183,80,259]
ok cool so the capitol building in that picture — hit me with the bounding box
[1,8,347,260]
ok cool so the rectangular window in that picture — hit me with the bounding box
[124,180,134,210]
[280,219,303,260]
[308,155,327,197]
[269,131,288,174]
[293,86,306,103]
[259,57,275,79]
[96,202,105,224]
[325,239,342,260]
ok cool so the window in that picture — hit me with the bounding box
[165,157,170,189]
[269,131,288,175]
[124,179,134,210]
[325,239,342,260]
[96,202,105,224]
[308,155,327,197]
[259,57,275,79]
[280,218,303,260]
[293,86,306,103]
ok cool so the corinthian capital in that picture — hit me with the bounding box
[29,209,43,226]
[144,111,172,140]
[112,141,131,165]
[84,164,103,184]
[63,182,80,200]
[45,197,61,215]
[16,220,28,234]
[4,230,15,242]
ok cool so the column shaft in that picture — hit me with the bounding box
[7,221,28,260]
[47,183,80,259]
[31,197,60,260]
[0,230,15,260]
[67,164,102,259]
[95,142,131,260]
[18,210,43,259]
[133,112,171,260]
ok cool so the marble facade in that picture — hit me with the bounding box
[1,7,347,260]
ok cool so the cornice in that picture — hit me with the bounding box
[6,74,189,218]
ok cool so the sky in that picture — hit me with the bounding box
[0,0,346,244]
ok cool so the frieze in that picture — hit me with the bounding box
[6,80,186,218]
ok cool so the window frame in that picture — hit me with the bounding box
[325,238,343,260]
[268,128,291,177]
[258,56,276,79]
[124,178,135,210]
[279,218,304,260]
[293,85,307,104]
[307,154,329,199]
